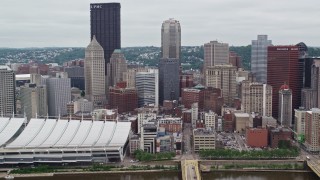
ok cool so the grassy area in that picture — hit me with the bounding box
[220,163,304,170]
[123,165,179,171]
[11,165,56,174]
[134,150,176,162]
[200,148,300,159]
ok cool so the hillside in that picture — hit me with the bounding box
[1,46,320,71]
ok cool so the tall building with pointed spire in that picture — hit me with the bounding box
[107,49,127,88]
[84,36,106,108]
[90,3,121,76]
[161,18,181,59]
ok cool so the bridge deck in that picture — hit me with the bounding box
[307,160,320,177]
[181,160,201,180]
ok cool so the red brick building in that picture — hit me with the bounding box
[180,73,194,96]
[246,128,268,148]
[182,110,192,123]
[223,110,234,132]
[108,86,138,114]
[229,51,242,69]
[268,127,292,148]
[267,46,303,119]
[181,86,223,114]
[158,118,183,133]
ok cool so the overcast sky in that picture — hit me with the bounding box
[1,0,319,48]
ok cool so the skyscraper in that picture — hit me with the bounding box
[107,49,127,88]
[90,3,121,75]
[47,77,71,117]
[204,41,229,68]
[0,66,15,115]
[84,36,106,108]
[278,84,292,127]
[159,58,180,104]
[241,81,272,117]
[205,65,237,106]
[135,69,159,107]
[161,18,181,59]
[267,46,303,119]
[251,35,272,83]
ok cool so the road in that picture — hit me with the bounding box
[182,123,195,160]
[186,164,196,180]
[234,133,248,151]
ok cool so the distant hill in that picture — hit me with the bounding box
[1,46,320,71]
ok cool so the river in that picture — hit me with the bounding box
[14,171,318,180]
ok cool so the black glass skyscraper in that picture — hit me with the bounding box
[90,3,121,75]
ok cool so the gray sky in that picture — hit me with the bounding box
[1,0,320,48]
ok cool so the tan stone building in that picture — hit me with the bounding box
[107,49,127,88]
[161,18,181,59]
[20,83,47,120]
[84,36,106,108]
[241,81,272,117]
[193,128,216,152]
[204,41,229,67]
[205,65,237,106]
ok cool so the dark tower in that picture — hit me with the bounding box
[90,3,121,76]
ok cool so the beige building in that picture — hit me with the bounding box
[278,85,292,127]
[294,108,307,141]
[74,98,93,113]
[193,128,216,152]
[84,36,106,108]
[107,49,128,88]
[234,113,251,134]
[161,18,181,59]
[305,108,320,152]
[0,66,15,116]
[262,116,277,127]
[241,81,272,117]
[204,40,229,68]
[205,65,237,105]
[123,67,148,88]
[204,111,217,129]
[20,84,47,120]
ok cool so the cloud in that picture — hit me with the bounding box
[0,0,319,47]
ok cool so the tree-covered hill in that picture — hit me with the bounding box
[1,46,320,71]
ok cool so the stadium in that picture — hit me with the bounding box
[0,117,131,165]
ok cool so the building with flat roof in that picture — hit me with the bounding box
[246,128,268,148]
[0,65,16,115]
[204,41,229,68]
[193,128,216,152]
[251,35,272,83]
[90,3,121,75]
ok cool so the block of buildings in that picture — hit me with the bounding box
[305,108,320,152]
[158,117,182,133]
[234,113,251,134]
[269,127,292,148]
[109,86,138,114]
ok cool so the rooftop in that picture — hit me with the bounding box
[193,128,215,136]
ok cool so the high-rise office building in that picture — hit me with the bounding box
[251,35,272,83]
[84,36,106,108]
[241,81,272,117]
[205,65,237,106]
[135,69,159,107]
[20,84,47,120]
[107,49,127,88]
[161,18,181,59]
[90,3,121,75]
[267,46,303,119]
[204,41,229,68]
[278,84,292,127]
[64,66,85,90]
[123,67,148,88]
[0,66,15,115]
[305,108,320,152]
[46,77,71,117]
[159,58,180,104]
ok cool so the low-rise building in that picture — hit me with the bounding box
[193,128,216,152]
[234,113,250,134]
[158,117,183,133]
[246,128,268,148]
[269,127,292,148]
